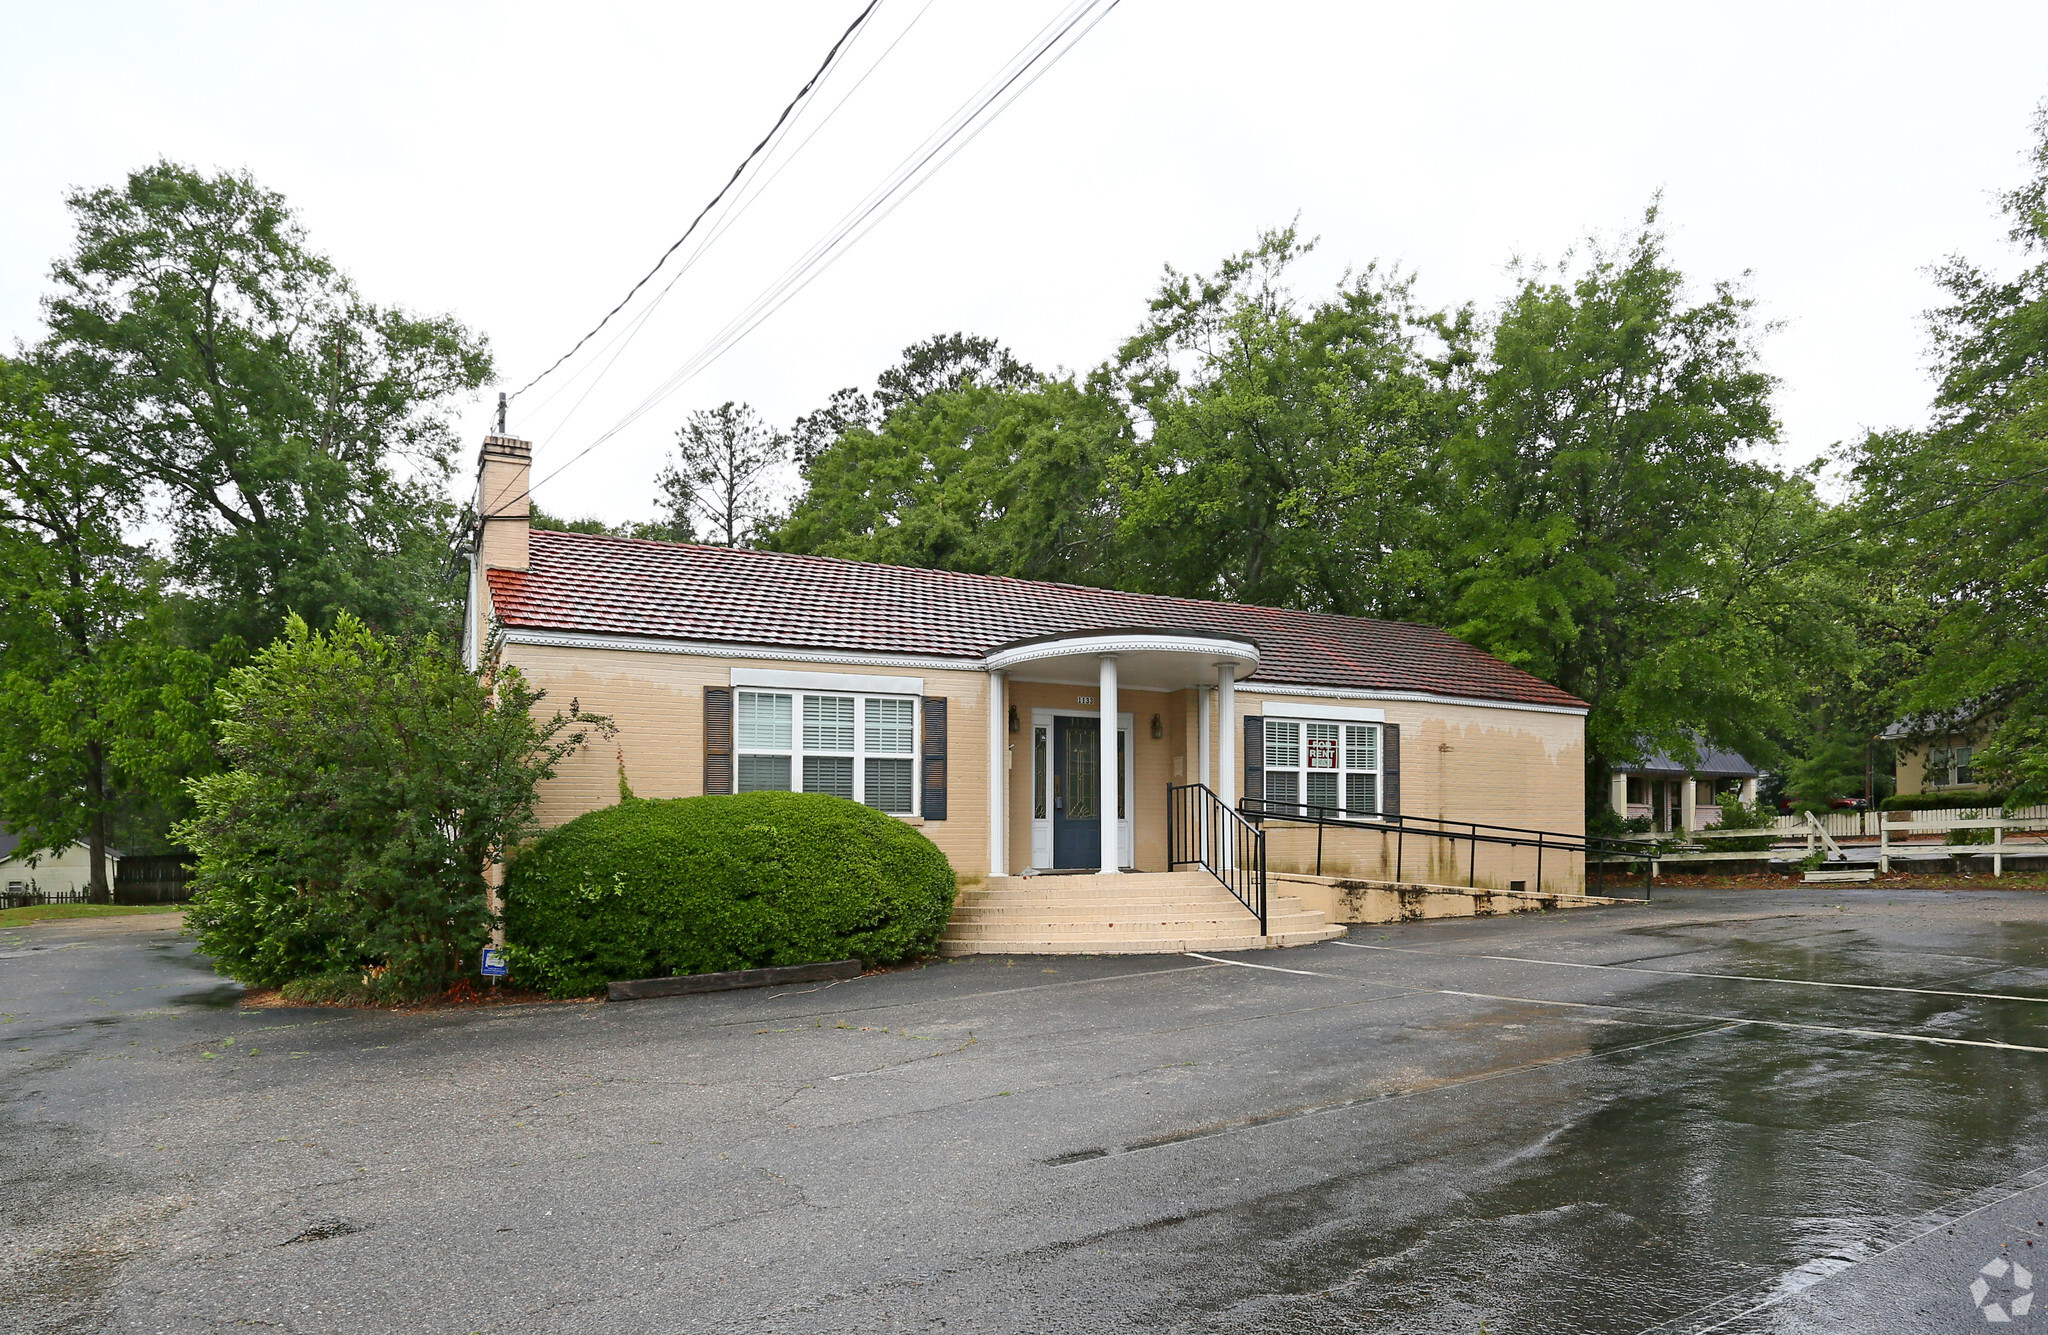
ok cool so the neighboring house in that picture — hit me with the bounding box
[464,436,1593,945]
[1881,714,1993,797]
[1607,746,1759,833]
[0,827,119,901]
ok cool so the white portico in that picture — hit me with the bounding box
[982,629,1258,876]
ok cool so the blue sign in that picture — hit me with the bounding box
[480,946,508,978]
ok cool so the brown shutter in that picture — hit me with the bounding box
[921,697,948,820]
[1382,721,1401,817]
[1243,715,1263,809]
[705,686,733,795]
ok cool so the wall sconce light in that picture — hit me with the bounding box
[1008,705,1020,734]
[1150,713,1164,739]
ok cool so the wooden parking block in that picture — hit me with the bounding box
[1801,869,1876,884]
[606,958,863,1002]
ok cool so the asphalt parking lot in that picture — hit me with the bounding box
[5,886,2048,1334]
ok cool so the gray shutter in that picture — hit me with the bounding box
[1382,722,1401,818]
[705,686,733,795]
[1243,715,1264,808]
[921,696,948,820]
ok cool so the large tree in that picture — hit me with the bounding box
[1852,105,2048,803]
[0,360,213,895]
[774,376,1127,584]
[671,401,785,547]
[1443,212,1792,806]
[37,160,493,645]
[1110,229,1466,617]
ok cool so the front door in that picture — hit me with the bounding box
[1052,715,1100,868]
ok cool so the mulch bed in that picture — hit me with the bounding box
[237,979,600,1012]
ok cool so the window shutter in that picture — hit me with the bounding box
[921,696,948,820]
[705,686,733,795]
[1243,715,1263,807]
[1382,722,1401,817]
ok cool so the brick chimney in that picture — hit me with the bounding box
[475,435,531,573]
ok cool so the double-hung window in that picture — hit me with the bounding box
[1262,719,1381,816]
[735,689,918,814]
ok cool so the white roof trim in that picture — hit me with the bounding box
[1241,681,1589,718]
[983,631,1260,674]
[732,666,925,696]
[498,627,1583,716]
[1262,700,1387,724]
[498,628,981,674]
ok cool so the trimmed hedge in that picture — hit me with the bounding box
[1879,791,2011,812]
[501,792,957,998]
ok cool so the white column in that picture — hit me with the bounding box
[1098,655,1120,874]
[1609,771,1628,820]
[988,670,1006,878]
[1216,663,1237,809]
[1680,775,1698,834]
[1739,777,1758,806]
[1197,685,1212,791]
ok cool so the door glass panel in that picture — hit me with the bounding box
[1117,730,1126,820]
[1033,727,1047,819]
[1064,722,1098,820]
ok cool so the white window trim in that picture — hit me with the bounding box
[735,688,921,815]
[732,667,925,696]
[1261,717,1383,816]
[1262,700,1386,723]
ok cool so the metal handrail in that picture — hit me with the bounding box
[1166,783,1268,933]
[1239,798,1652,901]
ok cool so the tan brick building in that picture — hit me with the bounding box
[465,437,1594,947]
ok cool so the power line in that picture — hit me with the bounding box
[504,0,882,404]
[522,0,1120,502]
[515,0,937,445]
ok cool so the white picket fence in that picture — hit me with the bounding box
[1769,805,2048,839]
[1592,805,2048,877]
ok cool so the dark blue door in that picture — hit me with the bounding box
[1052,716,1100,869]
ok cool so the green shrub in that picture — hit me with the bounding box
[180,614,606,1002]
[502,792,957,998]
[1706,797,1778,852]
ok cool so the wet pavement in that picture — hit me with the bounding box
[3,887,2046,1333]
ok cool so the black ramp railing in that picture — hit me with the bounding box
[1239,798,1653,902]
[1167,783,1267,933]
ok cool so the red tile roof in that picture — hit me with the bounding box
[486,531,1587,710]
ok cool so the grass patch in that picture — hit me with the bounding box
[0,903,183,926]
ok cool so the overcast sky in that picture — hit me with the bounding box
[5,1,2046,525]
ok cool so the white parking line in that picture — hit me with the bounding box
[1331,940,2048,1004]
[1184,953,1333,977]
[1437,988,2048,1053]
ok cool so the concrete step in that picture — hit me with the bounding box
[937,924,1348,956]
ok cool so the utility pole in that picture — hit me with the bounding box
[495,391,508,436]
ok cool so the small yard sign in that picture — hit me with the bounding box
[480,946,508,978]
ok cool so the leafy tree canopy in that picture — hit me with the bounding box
[37,160,493,646]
